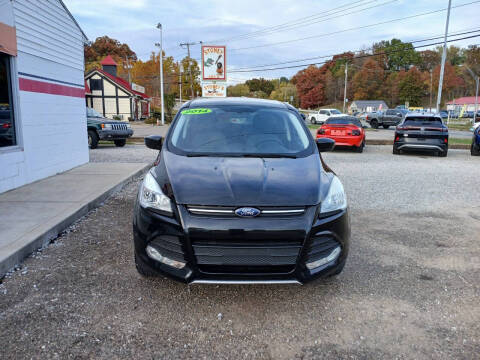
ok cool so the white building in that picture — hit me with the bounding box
[446,97,479,112]
[85,56,150,121]
[0,0,88,194]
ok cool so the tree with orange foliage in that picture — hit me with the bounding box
[292,65,326,109]
[352,59,385,100]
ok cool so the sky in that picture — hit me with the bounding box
[64,0,480,83]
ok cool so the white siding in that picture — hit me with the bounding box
[103,80,116,96]
[0,0,88,194]
[119,98,131,119]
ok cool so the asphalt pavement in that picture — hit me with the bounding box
[1,145,479,359]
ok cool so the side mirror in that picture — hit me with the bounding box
[145,135,163,150]
[316,138,335,152]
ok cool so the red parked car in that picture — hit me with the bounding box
[316,116,366,152]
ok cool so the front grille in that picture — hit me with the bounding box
[149,235,185,262]
[306,234,340,263]
[111,123,128,131]
[192,239,301,274]
[187,205,305,217]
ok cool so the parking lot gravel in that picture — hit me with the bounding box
[1,145,479,359]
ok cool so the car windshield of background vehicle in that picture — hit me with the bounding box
[0,54,15,148]
[87,107,103,118]
[404,116,443,125]
[169,106,312,157]
[326,117,362,127]
[330,109,341,114]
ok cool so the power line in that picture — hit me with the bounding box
[207,0,374,43]
[229,0,480,52]
[229,34,480,73]
[230,28,480,71]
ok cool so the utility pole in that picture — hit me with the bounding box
[180,41,196,99]
[464,65,479,123]
[155,23,164,126]
[124,56,131,84]
[436,0,452,113]
[343,62,348,114]
[178,62,183,105]
[429,69,433,111]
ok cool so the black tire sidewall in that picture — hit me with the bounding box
[88,130,99,149]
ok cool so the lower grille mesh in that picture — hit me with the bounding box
[192,239,301,273]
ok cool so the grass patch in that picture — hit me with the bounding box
[449,138,472,145]
[446,123,473,131]
[307,124,321,129]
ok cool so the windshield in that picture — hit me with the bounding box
[86,107,102,118]
[330,109,341,115]
[169,106,312,157]
[325,117,362,127]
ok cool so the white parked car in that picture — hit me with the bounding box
[308,108,344,124]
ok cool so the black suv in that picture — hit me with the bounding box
[87,107,133,149]
[393,113,448,157]
[133,97,350,284]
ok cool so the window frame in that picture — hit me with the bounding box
[0,54,21,153]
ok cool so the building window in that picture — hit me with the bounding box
[0,54,16,148]
[90,79,103,91]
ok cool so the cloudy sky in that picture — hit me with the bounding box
[64,0,480,82]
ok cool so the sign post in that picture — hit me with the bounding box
[201,45,226,97]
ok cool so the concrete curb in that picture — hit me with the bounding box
[0,163,150,278]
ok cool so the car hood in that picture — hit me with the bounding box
[159,151,327,207]
[87,117,126,124]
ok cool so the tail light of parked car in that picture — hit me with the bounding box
[317,128,325,135]
[352,129,361,136]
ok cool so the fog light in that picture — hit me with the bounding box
[306,246,341,270]
[146,245,186,269]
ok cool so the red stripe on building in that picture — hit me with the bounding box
[19,78,85,98]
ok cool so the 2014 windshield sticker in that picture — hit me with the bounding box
[181,108,212,115]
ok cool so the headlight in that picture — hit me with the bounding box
[126,123,131,129]
[321,176,347,213]
[139,171,173,215]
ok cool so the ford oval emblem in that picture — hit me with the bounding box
[235,207,260,217]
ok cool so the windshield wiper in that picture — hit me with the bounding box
[241,153,298,159]
[185,153,242,157]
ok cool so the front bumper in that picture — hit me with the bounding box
[98,129,133,140]
[133,202,350,284]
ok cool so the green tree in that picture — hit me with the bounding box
[245,78,275,96]
[373,39,420,70]
[398,67,425,106]
[227,84,250,97]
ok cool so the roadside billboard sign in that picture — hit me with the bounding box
[201,82,226,97]
[202,45,226,81]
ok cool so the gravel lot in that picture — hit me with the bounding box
[1,146,479,359]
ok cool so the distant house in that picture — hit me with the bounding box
[85,55,150,120]
[348,100,388,113]
[446,97,478,112]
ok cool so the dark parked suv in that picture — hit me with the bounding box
[133,97,350,284]
[393,113,448,157]
[87,107,133,149]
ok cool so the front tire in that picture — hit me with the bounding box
[310,117,316,124]
[114,139,126,147]
[88,130,99,149]
[371,120,379,129]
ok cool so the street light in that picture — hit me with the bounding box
[462,65,479,123]
[155,23,164,126]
